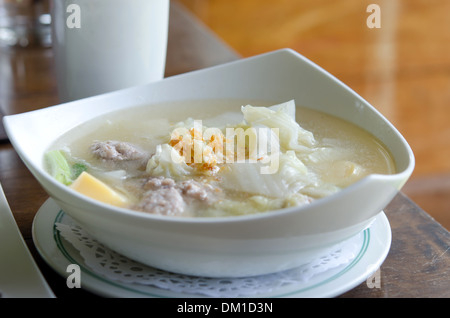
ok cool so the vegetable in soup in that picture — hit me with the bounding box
[45,100,395,217]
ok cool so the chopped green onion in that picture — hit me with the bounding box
[71,163,87,180]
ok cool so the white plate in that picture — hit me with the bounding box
[32,198,391,298]
[0,184,55,298]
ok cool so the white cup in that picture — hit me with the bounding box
[51,0,169,102]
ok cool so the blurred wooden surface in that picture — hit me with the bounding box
[178,0,450,229]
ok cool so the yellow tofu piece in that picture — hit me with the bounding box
[70,171,128,207]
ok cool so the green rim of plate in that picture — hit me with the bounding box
[53,210,370,298]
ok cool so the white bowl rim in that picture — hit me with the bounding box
[43,169,413,225]
[3,48,415,225]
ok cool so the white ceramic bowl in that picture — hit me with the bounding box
[4,49,414,277]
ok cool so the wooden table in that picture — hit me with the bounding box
[0,2,449,298]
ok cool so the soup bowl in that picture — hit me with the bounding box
[3,49,414,277]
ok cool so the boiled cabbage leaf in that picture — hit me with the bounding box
[219,150,316,198]
[205,192,312,217]
[241,100,316,152]
[146,144,193,178]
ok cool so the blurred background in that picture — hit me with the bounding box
[176,0,450,228]
[1,0,448,229]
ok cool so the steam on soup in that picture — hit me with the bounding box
[44,100,395,217]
